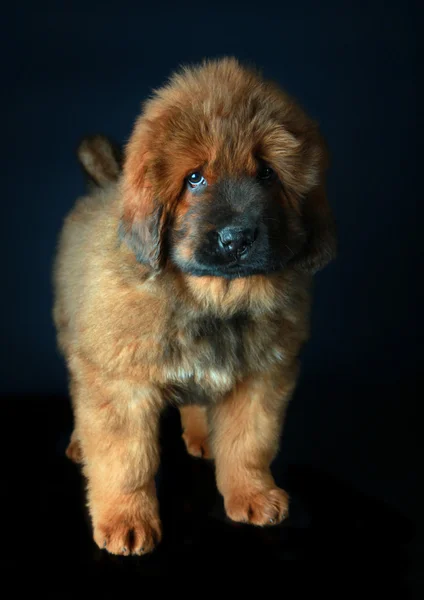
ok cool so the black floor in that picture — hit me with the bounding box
[2,384,419,594]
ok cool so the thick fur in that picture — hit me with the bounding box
[53,58,336,555]
[77,134,122,190]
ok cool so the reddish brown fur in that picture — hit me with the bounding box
[77,135,122,187]
[180,406,212,459]
[53,58,336,555]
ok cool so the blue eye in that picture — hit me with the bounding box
[188,172,207,189]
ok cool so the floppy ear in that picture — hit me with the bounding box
[294,142,337,274]
[119,123,168,271]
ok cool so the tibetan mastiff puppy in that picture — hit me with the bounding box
[53,57,336,555]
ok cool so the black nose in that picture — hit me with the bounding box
[217,226,257,257]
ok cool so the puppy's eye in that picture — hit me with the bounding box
[257,165,274,180]
[187,172,207,189]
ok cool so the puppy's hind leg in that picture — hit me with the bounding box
[64,377,84,464]
[180,405,212,459]
[66,430,83,464]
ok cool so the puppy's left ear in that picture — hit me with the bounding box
[295,139,337,274]
[119,121,168,271]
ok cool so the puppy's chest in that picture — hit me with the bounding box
[161,312,283,404]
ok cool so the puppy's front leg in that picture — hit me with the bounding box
[74,367,164,555]
[210,366,298,526]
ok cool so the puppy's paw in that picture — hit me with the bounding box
[65,435,83,464]
[182,432,212,459]
[92,491,161,555]
[180,405,212,459]
[94,515,161,556]
[224,486,289,526]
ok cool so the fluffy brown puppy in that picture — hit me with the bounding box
[53,57,336,556]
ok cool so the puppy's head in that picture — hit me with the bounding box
[120,58,336,278]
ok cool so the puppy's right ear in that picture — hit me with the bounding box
[291,134,337,274]
[119,123,168,271]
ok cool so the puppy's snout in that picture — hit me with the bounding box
[217,226,258,259]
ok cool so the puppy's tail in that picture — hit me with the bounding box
[77,134,122,189]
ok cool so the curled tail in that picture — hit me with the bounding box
[77,134,122,189]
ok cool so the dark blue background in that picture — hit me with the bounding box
[2,1,419,526]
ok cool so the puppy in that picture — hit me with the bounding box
[53,57,336,556]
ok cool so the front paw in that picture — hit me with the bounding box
[224,486,289,526]
[92,490,161,556]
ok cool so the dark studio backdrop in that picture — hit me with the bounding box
[2,0,420,590]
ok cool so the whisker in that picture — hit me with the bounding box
[262,217,281,224]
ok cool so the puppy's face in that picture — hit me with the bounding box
[170,160,305,279]
[120,58,336,278]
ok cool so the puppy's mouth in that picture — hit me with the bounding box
[171,228,292,278]
[182,266,283,279]
[177,256,286,279]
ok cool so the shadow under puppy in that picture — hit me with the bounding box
[53,58,336,556]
